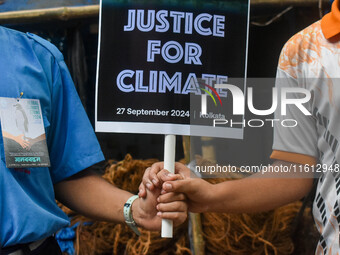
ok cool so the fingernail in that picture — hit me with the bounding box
[165,183,172,189]
[156,205,160,210]
[157,197,160,202]
[157,212,162,216]
[152,179,158,185]
[146,183,152,189]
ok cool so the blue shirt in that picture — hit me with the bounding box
[0,26,105,247]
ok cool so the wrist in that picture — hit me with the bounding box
[131,198,140,223]
[205,183,226,212]
[208,181,231,212]
[124,195,141,235]
[131,197,145,228]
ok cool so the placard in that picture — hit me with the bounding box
[95,0,249,138]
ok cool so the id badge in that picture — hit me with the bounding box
[0,97,51,168]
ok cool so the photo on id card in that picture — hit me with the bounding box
[0,97,50,168]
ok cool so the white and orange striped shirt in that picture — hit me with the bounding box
[271,0,340,253]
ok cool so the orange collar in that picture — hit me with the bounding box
[321,0,340,39]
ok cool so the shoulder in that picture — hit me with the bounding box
[25,32,64,62]
[0,26,64,62]
[278,21,324,78]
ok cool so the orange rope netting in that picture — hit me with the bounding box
[201,182,301,254]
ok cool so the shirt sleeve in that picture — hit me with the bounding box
[270,68,318,165]
[47,58,104,183]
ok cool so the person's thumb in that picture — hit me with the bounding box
[162,179,191,194]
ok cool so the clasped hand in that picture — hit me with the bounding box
[139,162,215,215]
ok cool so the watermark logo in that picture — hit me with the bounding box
[200,83,223,115]
[198,83,311,128]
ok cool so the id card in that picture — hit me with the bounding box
[0,97,51,168]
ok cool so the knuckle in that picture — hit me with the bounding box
[181,202,188,211]
[173,212,180,219]
[142,176,148,183]
[179,194,186,200]
[157,203,164,211]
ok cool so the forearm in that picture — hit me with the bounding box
[54,169,133,223]
[210,176,313,213]
[55,168,188,231]
[206,161,314,213]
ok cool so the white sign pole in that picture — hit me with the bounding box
[161,134,176,238]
